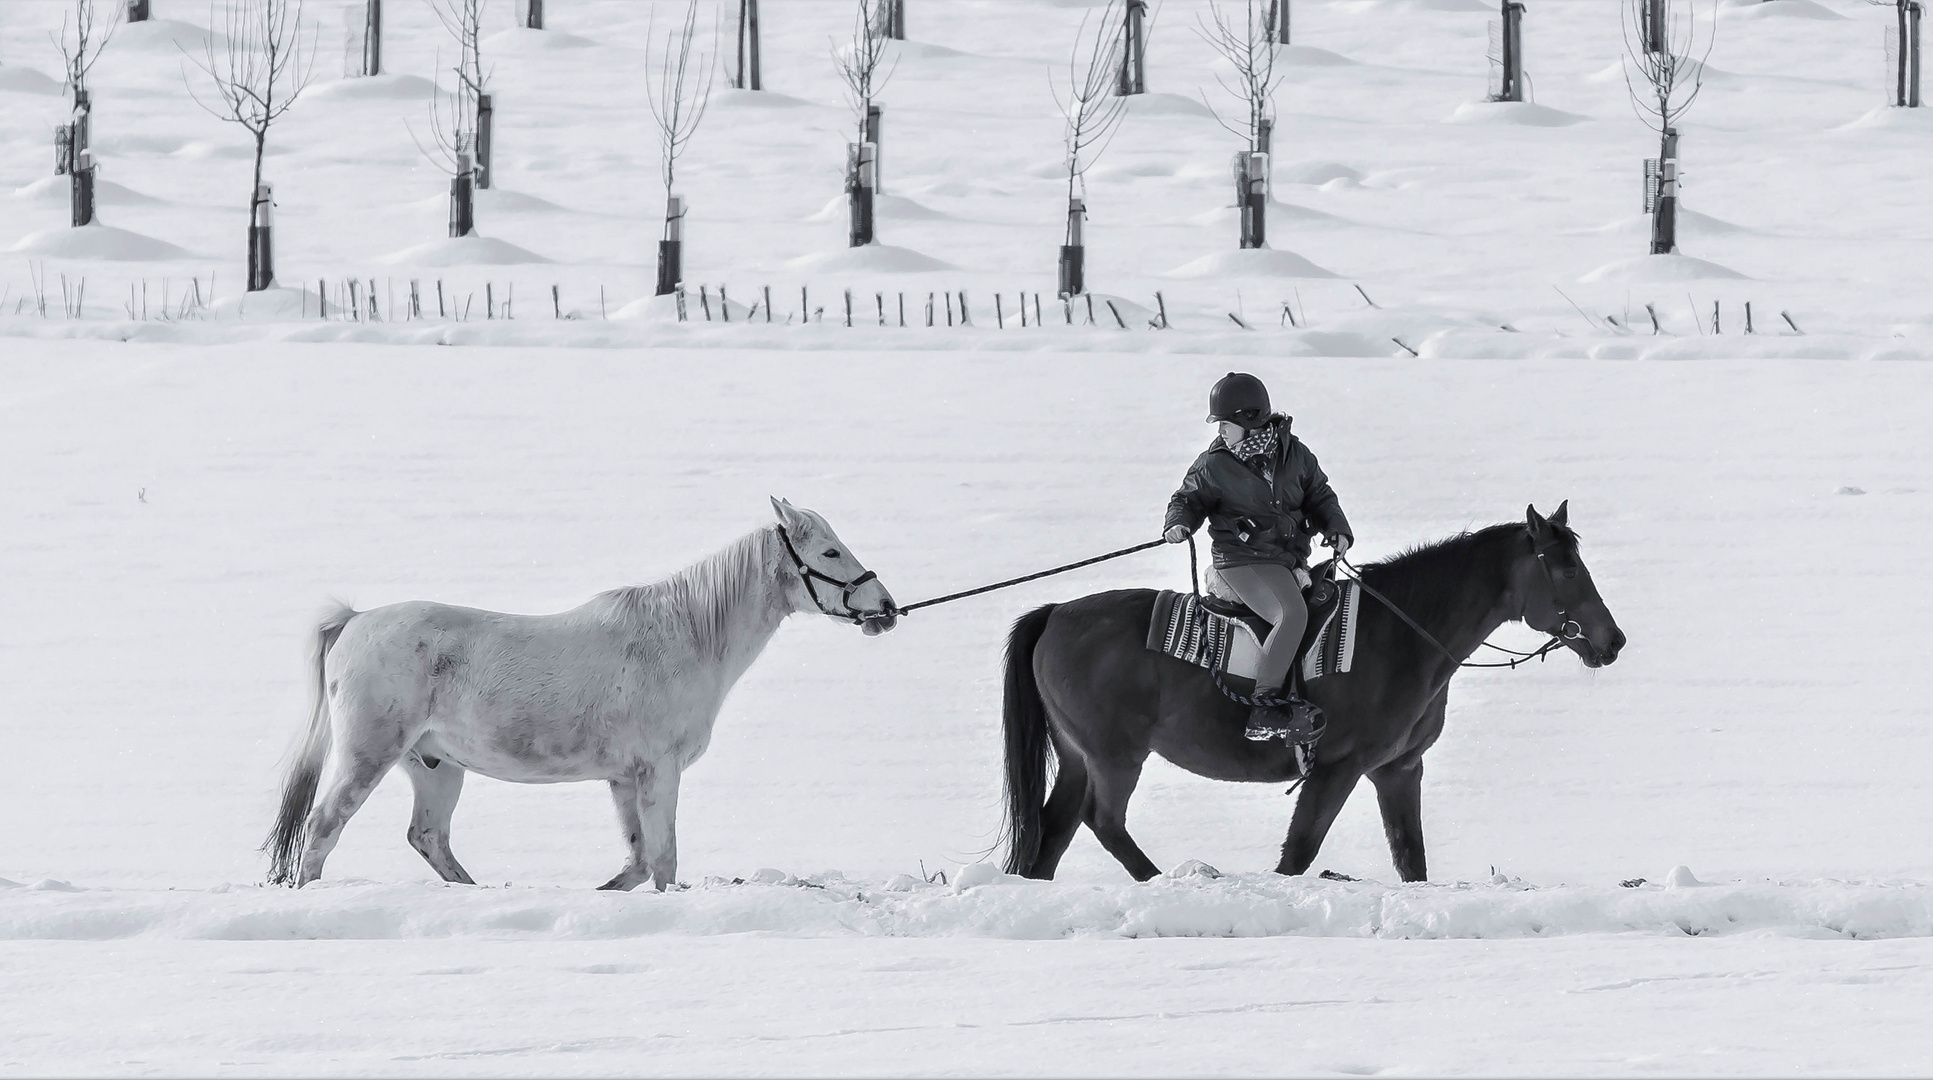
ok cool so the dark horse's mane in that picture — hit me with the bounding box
[1356,520,1578,631]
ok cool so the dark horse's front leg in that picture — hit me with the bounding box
[1274,763,1364,876]
[1369,760,1426,882]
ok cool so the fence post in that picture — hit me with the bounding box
[248,182,274,291]
[1059,197,1085,297]
[450,152,476,237]
[1266,0,1290,44]
[656,194,685,295]
[475,93,494,189]
[865,104,884,195]
[1649,127,1677,256]
[848,141,877,246]
[1118,0,1147,95]
[737,0,763,91]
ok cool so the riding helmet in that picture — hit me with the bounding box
[1206,372,1271,426]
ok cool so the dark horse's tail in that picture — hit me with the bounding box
[263,604,358,886]
[1000,603,1059,876]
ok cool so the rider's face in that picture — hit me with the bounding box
[1218,421,1247,446]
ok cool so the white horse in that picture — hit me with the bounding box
[265,498,897,890]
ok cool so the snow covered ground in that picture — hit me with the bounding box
[2,342,1930,1073]
[3,0,1933,1073]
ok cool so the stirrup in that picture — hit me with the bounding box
[1244,697,1324,743]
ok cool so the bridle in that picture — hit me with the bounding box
[776,525,890,624]
[1334,528,1591,670]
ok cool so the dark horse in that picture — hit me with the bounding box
[1000,502,1624,883]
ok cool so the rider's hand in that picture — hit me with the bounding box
[1328,534,1352,557]
[1165,525,1191,544]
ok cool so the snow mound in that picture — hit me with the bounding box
[115,19,222,53]
[1339,0,1491,12]
[1279,45,1358,67]
[1167,248,1339,280]
[789,244,955,274]
[1837,105,1933,131]
[378,235,553,267]
[1445,101,1587,127]
[8,224,194,262]
[1089,159,1181,180]
[14,175,163,206]
[1721,0,1847,19]
[411,188,581,215]
[1581,207,1756,237]
[1127,92,1218,118]
[6,874,1929,941]
[207,284,323,321]
[1579,253,1749,283]
[484,27,602,51]
[807,193,953,222]
[710,88,820,110]
[0,66,64,95]
[1277,160,1366,185]
[1189,201,1349,227]
[307,74,441,101]
[612,290,758,323]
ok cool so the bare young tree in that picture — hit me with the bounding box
[185,0,318,289]
[1053,0,1130,294]
[1198,0,1281,248]
[833,0,895,143]
[1622,0,1712,254]
[421,0,492,187]
[53,0,118,95]
[1198,0,1279,153]
[645,0,714,294]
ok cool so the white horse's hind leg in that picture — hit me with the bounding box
[597,764,683,892]
[296,745,405,886]
[403,753,475,885]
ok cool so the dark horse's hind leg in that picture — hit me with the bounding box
[1026,749,1090,879]
[1274,764,1365,877]
[1087,758,1162,881]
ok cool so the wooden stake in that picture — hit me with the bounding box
[995,294,1005,328]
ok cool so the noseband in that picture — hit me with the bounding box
[776,525,888,624]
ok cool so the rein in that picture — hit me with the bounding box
[894,538,1168,615]
[1333,552,1572,670]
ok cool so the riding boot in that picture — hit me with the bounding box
[1243,694,1325,744]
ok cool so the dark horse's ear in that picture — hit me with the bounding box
[1550,500,1569,529]
[1526,503,1547,534]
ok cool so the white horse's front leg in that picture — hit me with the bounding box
[598,776,649,891]
[638,765,682,891]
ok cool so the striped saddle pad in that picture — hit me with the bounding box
[1146,580,1361,684]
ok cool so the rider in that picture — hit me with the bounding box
[1164,372,1354,742]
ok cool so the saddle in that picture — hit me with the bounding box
[1147,559,1360,694]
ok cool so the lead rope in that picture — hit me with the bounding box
[893,538,1169,615]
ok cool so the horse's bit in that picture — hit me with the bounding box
[1532,542,1586,642]
[776,525,890,624]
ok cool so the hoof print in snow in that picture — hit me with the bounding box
[748,867,794,886]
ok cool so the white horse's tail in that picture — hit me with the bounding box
[264,603,358,885]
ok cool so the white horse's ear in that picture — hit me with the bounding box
[770,497,804,531]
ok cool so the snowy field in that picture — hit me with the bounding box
[4,0,1933,1074]
[3,342,1931,1074]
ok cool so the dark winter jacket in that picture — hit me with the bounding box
[1165,415,1353,570]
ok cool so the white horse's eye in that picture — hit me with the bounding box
[822,549,841,560]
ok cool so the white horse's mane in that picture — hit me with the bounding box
[599,525,778,660]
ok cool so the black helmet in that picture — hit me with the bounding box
[1207,372,1271,426]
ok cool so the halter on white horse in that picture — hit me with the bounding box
[264,498,895,890]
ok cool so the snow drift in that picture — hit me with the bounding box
[1167,248,1339,279]
[5,873,1928,941]
[8,224,195,261]
[379,235,553,267]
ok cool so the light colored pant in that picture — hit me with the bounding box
[1219,563,1308,696]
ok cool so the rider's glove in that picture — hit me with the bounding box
[1328,534,1352,557]
[1164,525,1191,544]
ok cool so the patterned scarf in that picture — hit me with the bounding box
[1227,422,1278,465]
